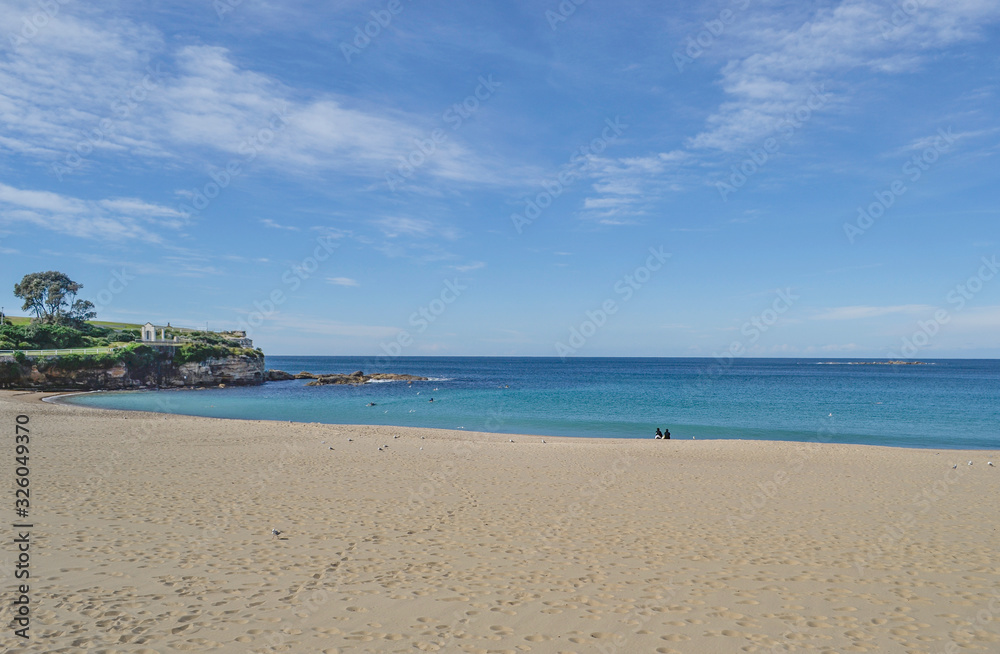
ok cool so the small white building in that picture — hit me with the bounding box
[141,322,157,342]
[141,322,177,343]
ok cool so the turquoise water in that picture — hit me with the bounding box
[61,357,1000,449]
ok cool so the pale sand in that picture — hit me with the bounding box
[1,390,998,654]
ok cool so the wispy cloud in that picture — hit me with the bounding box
[326,276,359,287]
[0,10,513,189]
[260,218,300,231]
[579,151,690,223]
[580,1,1000,215]
[376,216,460,241]
[449,261,486,273]
[0,182,187,243]
[687,1,1000,152]
[812,304,933,320]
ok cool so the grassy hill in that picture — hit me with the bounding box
[1,318,247,356]
[4,317,198,331]
[0,318,262,381]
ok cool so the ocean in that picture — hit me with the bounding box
[61,357,1000,449]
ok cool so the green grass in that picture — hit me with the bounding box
[4,317,198,332]
[88,320,143,330]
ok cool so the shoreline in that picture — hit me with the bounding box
[2,389,998,652]
[36,387,1000,452]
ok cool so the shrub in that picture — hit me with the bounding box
[116,330,138,342]
[173,343,233,365]
[115,343,158,368]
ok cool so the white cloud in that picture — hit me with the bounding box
[377,216,435,238]
[688,0,1000,152]
[576,2,1000,217]
[0,182,186,243]
[812,304,933,320]
[259,218,299,231]
[376,216,460,241]
[450,261,486,272]
[326,277,359,287]
[0,9,510,189]
[578,151,692,222]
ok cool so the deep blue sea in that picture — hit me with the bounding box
[61,357,1000,449]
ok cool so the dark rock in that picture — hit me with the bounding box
[294,371,319,379]
[266,369,296,381]
[305,375,355,386]
[368,373,428,381]
[304,372,430,386]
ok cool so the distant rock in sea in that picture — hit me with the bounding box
[305,371,429,386]
[265,369,428,385]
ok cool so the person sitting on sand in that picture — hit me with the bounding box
[663,428,670,439]
[654,428,663,439]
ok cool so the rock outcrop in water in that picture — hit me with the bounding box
[263,369,428,386]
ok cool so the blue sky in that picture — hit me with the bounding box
[1,0,998,358]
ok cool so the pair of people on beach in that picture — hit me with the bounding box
[654,427,670,439]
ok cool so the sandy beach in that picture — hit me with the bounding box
[1,389,998,654]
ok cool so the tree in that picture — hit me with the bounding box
[13,271,96,324]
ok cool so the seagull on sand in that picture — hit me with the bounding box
[271,528,282,538]
[989,462,994,467]
[969,461,973,465]
[952,465,957,469]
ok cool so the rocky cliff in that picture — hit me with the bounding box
[0,354,264,390]
[173,356,266,387]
